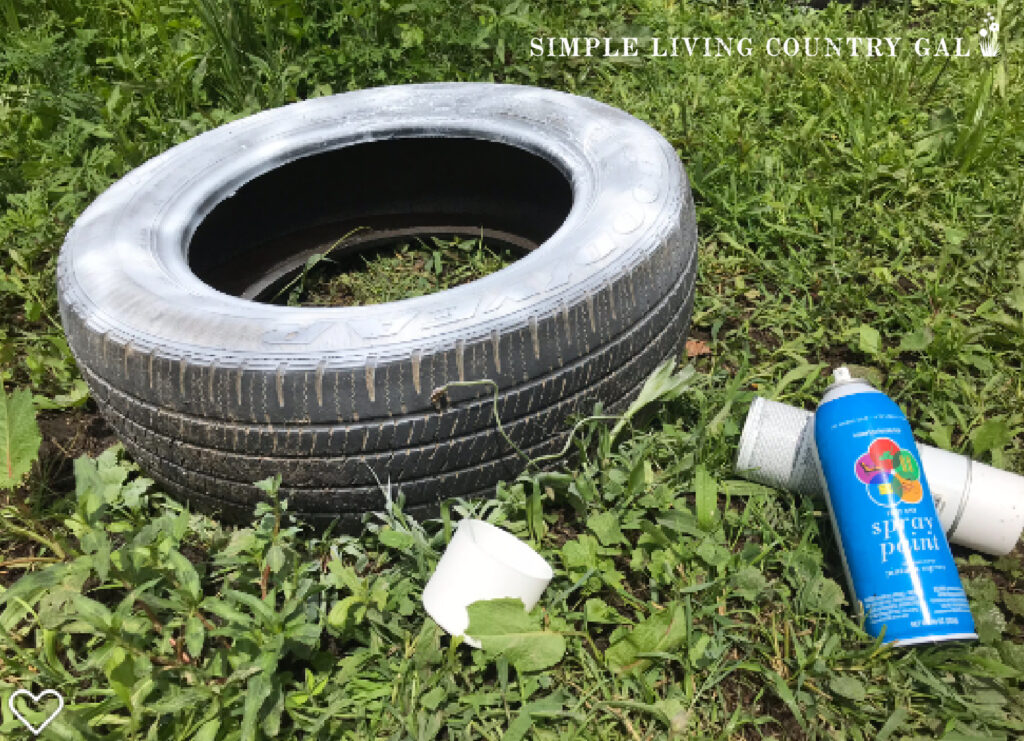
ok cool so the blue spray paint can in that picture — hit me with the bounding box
[814,367,976,645]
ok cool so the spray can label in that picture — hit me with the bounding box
[815,391,976,644]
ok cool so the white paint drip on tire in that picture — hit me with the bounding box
[490,331,501,373]
[315,360,326,407]
[365,358,377,403]
[276,365,286,408]
[411,351,422,395]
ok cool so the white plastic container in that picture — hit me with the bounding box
[736,396,1024,555]
[422,519,554,646]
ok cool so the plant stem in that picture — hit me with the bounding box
[431,378,621,470]
[0,556,61,568]
[0,518,66,560]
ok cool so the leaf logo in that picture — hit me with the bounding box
[979,12,1000,57]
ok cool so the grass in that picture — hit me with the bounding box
[1,0,1023,738]
[268,235,519,308]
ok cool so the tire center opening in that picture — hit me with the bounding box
[188,137,573,303]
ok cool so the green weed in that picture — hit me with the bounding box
[2,373,1023,738]
[271,234,518,308]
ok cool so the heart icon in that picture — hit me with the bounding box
[8,689,64,736]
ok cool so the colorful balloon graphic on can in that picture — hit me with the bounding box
[854,437,922,506]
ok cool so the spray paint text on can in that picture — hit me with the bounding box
[814,368,976,646]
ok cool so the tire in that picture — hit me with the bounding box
[57,82,698,528]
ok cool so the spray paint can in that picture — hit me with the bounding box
[814,367,976,645]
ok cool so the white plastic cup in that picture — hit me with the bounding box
[736,396,1024,556]
[422,519,554,646]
